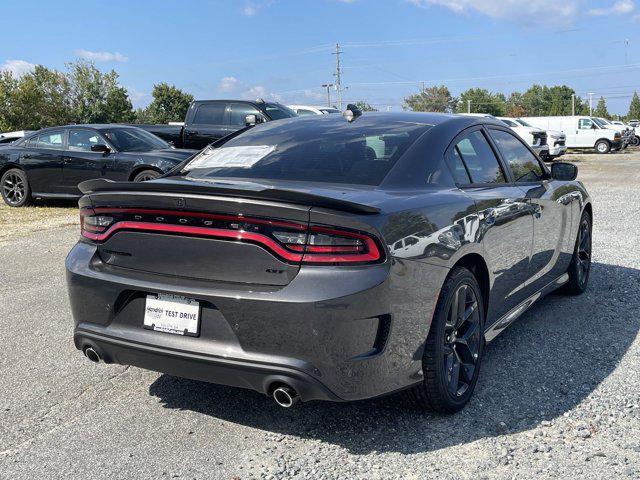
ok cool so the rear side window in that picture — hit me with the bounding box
[296,109,317,116]
[37,131,64,150]
[193,103,226,125]
[453,130,505,184]
[446,146,471,184]
[489,129,544,183]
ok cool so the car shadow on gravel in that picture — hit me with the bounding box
[149,261,640,454]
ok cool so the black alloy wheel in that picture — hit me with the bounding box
[1,168,32,207]
[409,266,485,413]
[562,210,592,295]
[133,170,161,182]
[443,283,482,398]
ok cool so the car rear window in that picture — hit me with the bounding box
[184,119,429,186]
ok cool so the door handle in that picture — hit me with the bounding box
[185,130,199,136]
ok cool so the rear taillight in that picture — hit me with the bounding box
[79,208,383,265]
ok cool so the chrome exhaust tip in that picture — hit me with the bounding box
[84,347,101,363]
[272,386,299,408]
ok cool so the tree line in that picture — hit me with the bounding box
[403,84,640,121]
[2,61,640,133]
[0,61,194,132]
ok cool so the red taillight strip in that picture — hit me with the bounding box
[92,208,306,230]
[82,221,304,262]
[301,226,382,263]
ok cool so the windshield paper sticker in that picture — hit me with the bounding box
[185,145,276,170]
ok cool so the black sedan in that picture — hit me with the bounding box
[66,111,592,412]
[0,125,197,207]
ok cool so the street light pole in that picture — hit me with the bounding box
[321,84,334,107]
[588,92,595,116]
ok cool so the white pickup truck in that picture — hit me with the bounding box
[498,117,566,160]
[522,116,622,153]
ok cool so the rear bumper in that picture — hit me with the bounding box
[76,330,342,401]
[67,242,448,402]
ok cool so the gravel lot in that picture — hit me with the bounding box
[1,151,639,479]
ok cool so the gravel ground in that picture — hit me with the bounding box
[1,151,639,479]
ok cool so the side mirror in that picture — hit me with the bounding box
[245,114,261,126]
[91,144,110,154]
[551,162,578,181]
[591,124,597,129]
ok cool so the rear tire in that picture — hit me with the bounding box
[132,169,161,182]
[1,168,32,207]
[561,210,592,295]
[631,136,640,147]
[595,140,610,154]
[409,266,485,413]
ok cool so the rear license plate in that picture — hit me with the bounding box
[143,294,200,336]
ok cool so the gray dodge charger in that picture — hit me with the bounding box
[66,110,592,412]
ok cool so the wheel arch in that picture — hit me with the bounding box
[594,138,611,146]
[0,162,26,178]
[127,165,164,181]
[451,253,490,318]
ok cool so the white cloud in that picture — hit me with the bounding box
[126,87,151,108]
[218,76,240,92]
[76,49,129,63]
[613,0,635,13]
[242,4,258,15]
[303,89,325,101]
[588,0,634,15]
[409,0,580,23]
[242,85,282,101]
[1,59,36,77]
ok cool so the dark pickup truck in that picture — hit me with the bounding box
[137,99,297,150]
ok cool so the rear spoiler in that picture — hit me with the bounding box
[78,178,381,215]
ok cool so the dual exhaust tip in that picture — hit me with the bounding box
[84,347,300,407]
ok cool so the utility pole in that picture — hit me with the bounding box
[571,94,575,116]
[588,92,595,115]
[421,82,425,93]
[321,83,334,107]
[467,99,471,114]
[333,43,343,110]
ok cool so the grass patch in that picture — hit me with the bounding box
[0,200,78,243]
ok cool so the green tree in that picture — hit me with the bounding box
[521,85,552,116]
[627,91,640,120]
[456,88,505,116]
[505,92,525,117]
[66,60,134,124]
[354,100,378,112]
[9,65,72,130]
[137,83,193,124]
[593,96,609,118]
[404,85,455,112]
[0,71,17,131]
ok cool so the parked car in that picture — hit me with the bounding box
[67,112,591,412]
[500,117,567,160]
[522,116,622,153]
[138,99,297,150]
[0,130,34,144]
[610,120,639,147]
[288,105,341,115]
[629,119,639,127]
[0,125,197,207]
[462,113,549,159]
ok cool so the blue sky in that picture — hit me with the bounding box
[1,0,640,114]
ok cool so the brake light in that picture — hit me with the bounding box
[79,208,383,265]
